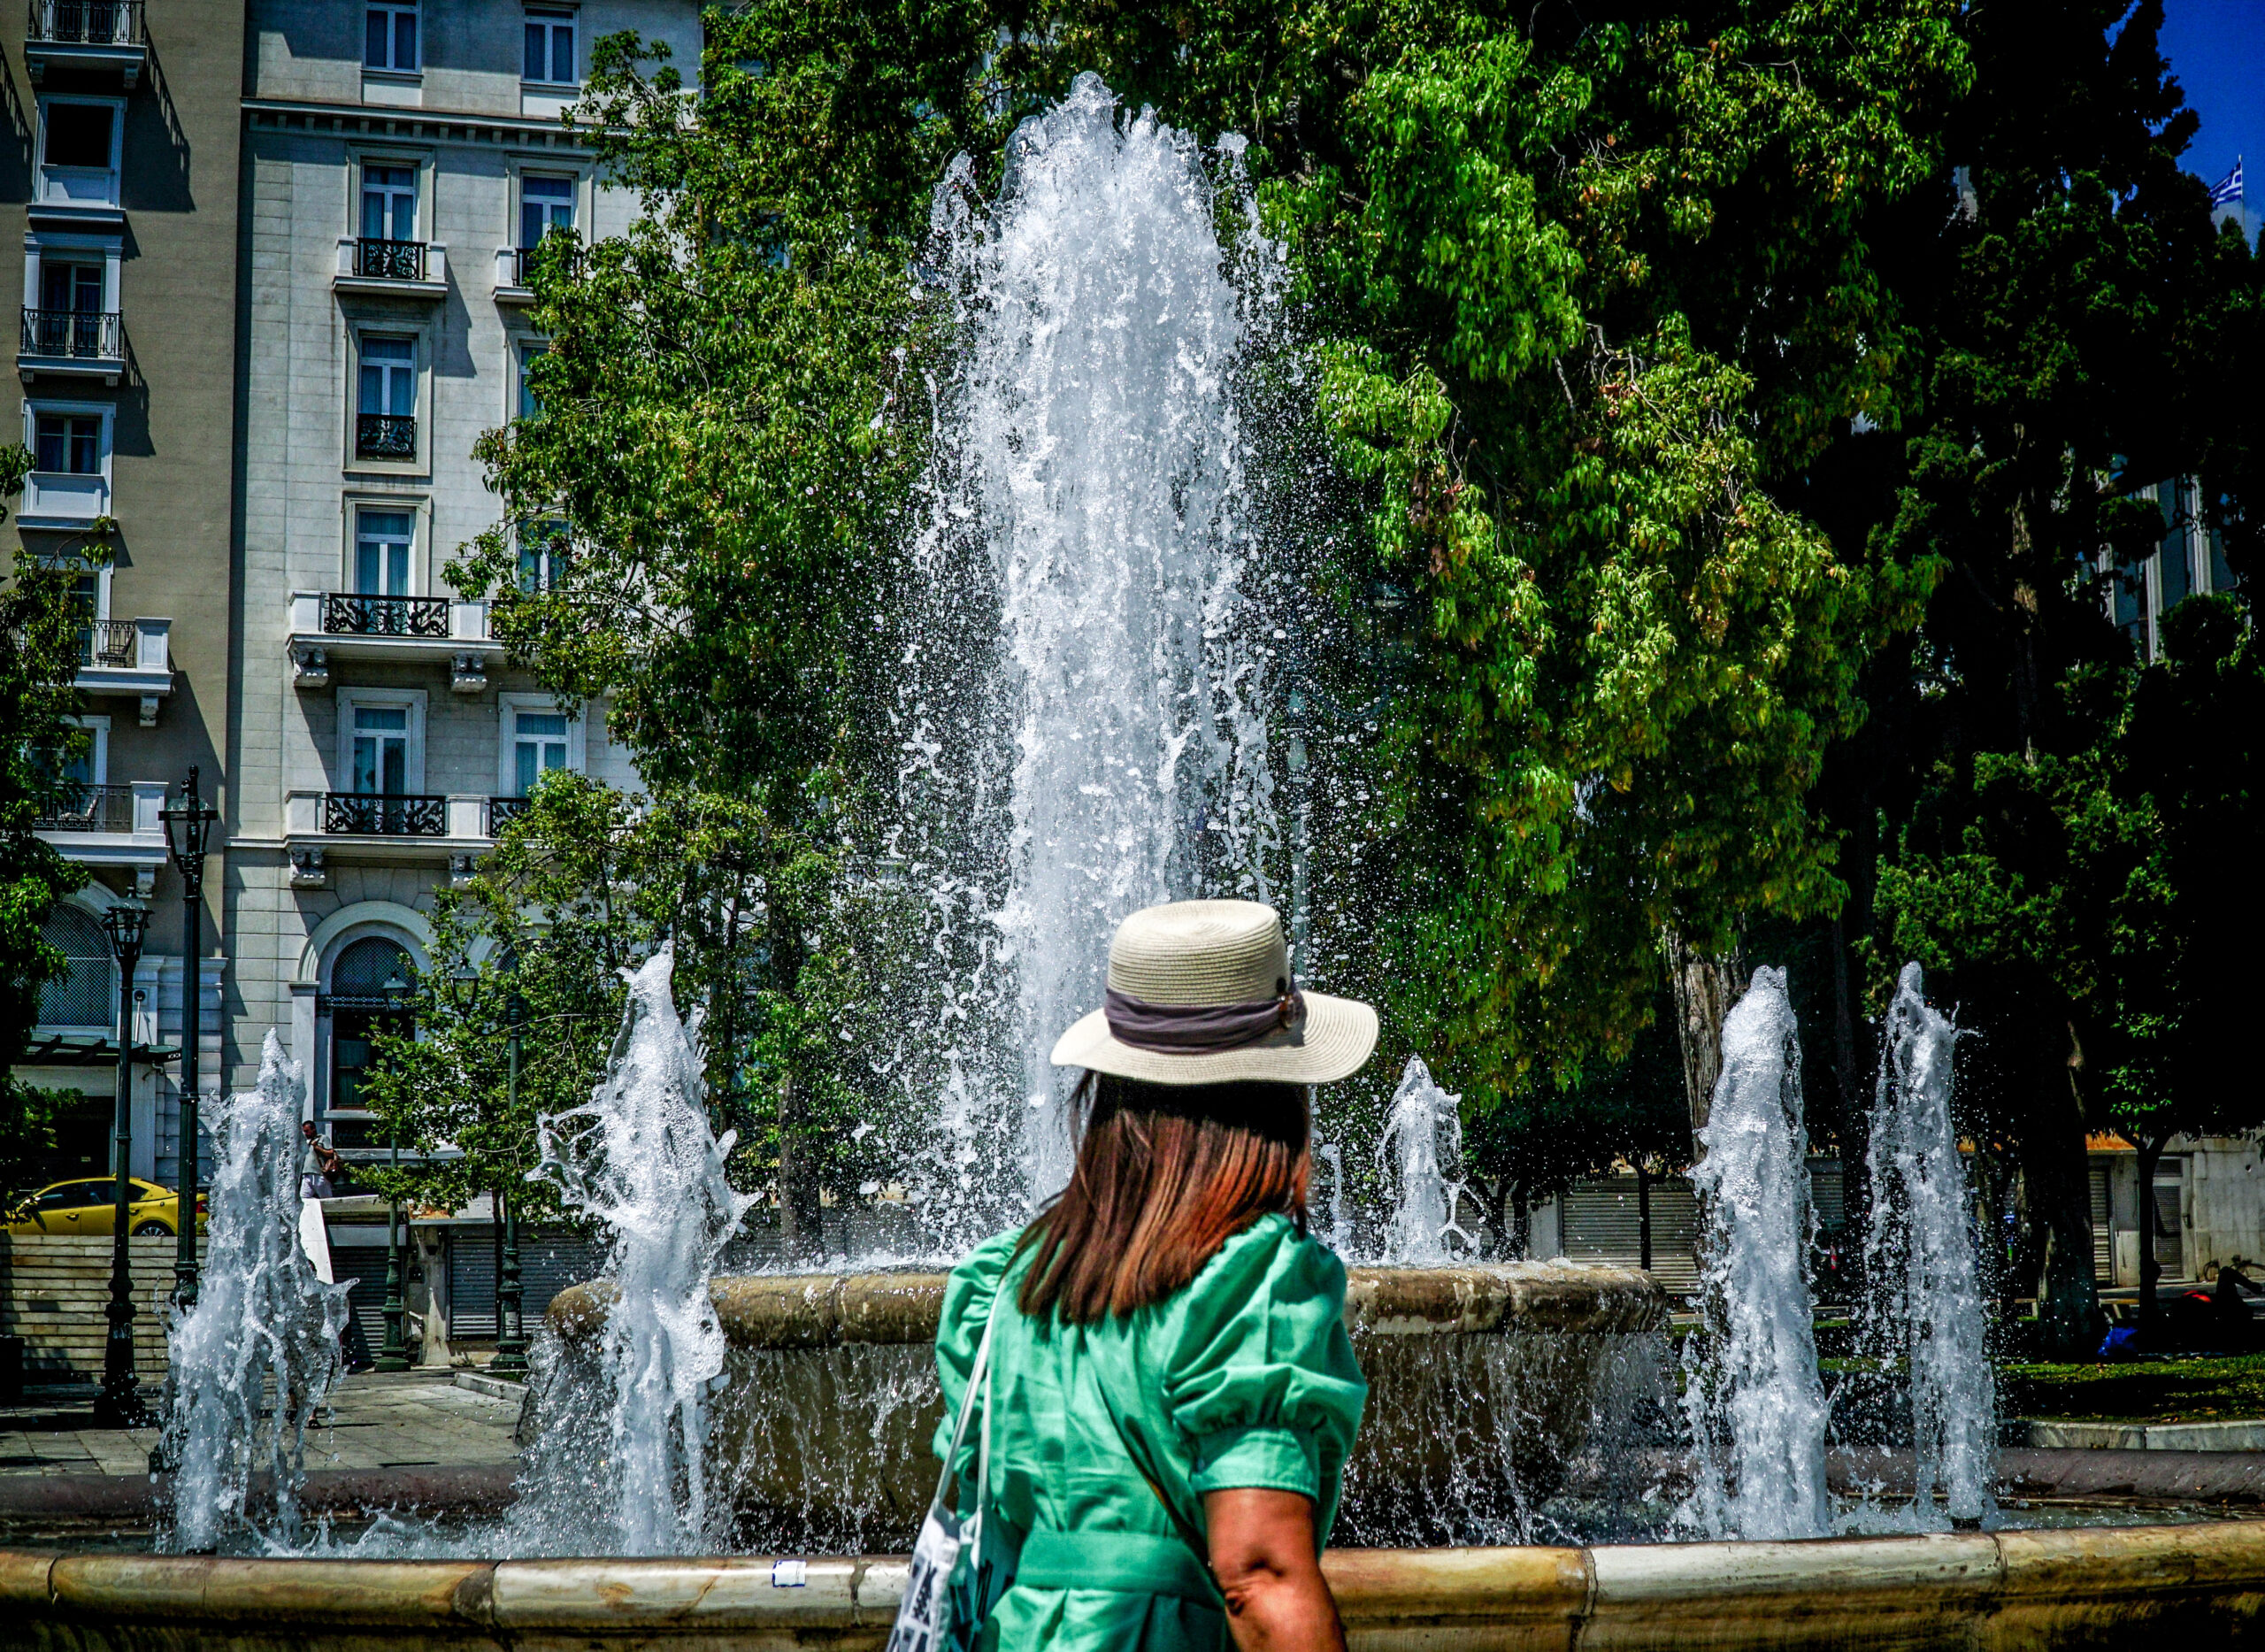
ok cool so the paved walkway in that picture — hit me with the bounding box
[0,1371,524,1478]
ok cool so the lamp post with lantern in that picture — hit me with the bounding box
[94,902,150,1428]
[158,767,218,1309]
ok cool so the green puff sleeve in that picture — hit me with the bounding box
[932,1226,1022,1469]
[1156,1214,1367,1544]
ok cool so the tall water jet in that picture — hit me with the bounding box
[1682,967,1829,1540]
[521,946,755,1555]
[894,72,1283,1227]
[157,1033,349,1554]
[1377,1057,1477,1265]
[1862,962,1996,1525]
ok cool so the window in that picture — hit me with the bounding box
[42,262,102,314]
[36,412,101,474]
[36,98,120,207]
[354,509,414,595]
[351,703,411,795]
[365,3,418,71]
[524,7,575,84]
[327,936,414,1118]
[515,341,546,420]
[355,334,418,461]
[519,175,575,250]
[361,163,418,242]
[36,906,111,1029]
[517,518,567,591]
[512,709,570,795]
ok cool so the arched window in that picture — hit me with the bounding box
[36,906,111,1029]
[326,935,414,1137]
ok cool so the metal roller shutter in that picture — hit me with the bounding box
[1809,1161,1847,1235]
[330,1245,388,1365]
[1560,1174,1702,1294]
[2091,1167,2113,1284]
[449,1230,499,1339]
[518,1226,603,1323]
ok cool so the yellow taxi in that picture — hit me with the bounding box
[3,1178,204,1237]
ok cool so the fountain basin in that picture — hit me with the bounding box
[7,1525,2265,1650]
[542,1262,1670,1549]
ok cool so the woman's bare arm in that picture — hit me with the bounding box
[1203,1487,1346,1652]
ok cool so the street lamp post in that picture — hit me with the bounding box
[491,985,528,1377]
[94,903,150,1428]
[374,964,412,1373]
[158,767,218,1310]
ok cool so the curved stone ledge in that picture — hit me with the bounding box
[549,1260,1669,1348]
[5,1524,2263,1651]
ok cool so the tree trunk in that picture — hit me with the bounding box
[2135,1133,2165,1345]
[1510,1187,1531,1261]
[2025,1028,2102,1359]
[777,1069,822,1264]
[1668,933,1747,1145]
[1637,1160,1654,1273]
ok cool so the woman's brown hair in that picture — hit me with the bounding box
[1014,1071,1310,1324]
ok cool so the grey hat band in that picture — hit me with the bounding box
[1103,984,1307,1055]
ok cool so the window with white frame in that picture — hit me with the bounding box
[23,402,111,522]
[339,691,424,795]
[354,334,418,462]
[361,162,419,242]
[524,7,575,84]
[36,97,122,209]
[500,694,583,795]
[35,905,112,1030]
[519,175,575,250]
[516,517,567,591]
[515,340,546,420]
[61,714,107,788]
[353,507,415,595]
[365,2,418,71]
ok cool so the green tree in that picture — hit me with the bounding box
[1848,0,2264,1354]
[0,447,92,1195]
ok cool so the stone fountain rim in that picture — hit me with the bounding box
[548,1259,1670,1348]
[5,1524,2265,1648]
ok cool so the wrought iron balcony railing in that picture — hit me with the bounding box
[355,414,417,462]
[486,795,530,834]
[34,782,133,833]
[321,593,449,637]
[76,618,135,668]
[323,792,446,837]
[27,0,142,45]
[354,238,428,281]
[21,308,121,359]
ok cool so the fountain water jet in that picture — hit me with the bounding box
[517,946,755,1556]
[893,71,1283,1230]
[157,1033,349,1554]
[1377,1057,1478,1265]
[1682,966,1830,1541]
[1859,961,1997,1525]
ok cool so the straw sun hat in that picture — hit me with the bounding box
[1049,900,1378,1086]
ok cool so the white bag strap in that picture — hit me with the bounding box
[929,1304,1000,1513]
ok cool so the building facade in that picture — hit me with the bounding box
[16,0,244,1186]
[226,0,688,1179]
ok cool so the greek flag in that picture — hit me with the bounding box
[2210,158,2243,207]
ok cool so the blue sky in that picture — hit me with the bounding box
[2160,2,2265,196]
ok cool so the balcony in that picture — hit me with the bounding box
[494,247,538,304]
[25,0,145,87]
[19,466,108,528]
[34,776,166,892]
[19,307,123,383]
[355,413,418,462]
[287,590,501,692]
[323,791,447,837]
[334,237,447,300]
[486,795,530,834]
[284,789,495,888]
[73,614,170,724]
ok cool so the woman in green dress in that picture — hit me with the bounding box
[933,898,1376,1652]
